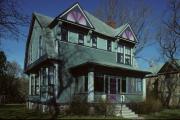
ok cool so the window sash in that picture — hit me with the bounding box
[78,34,84,45]
[117,53,124,63]
[61,28,68,42]
[92,36,97,48]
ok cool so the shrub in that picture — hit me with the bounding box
[67,96,89,115]
[127,96,162,114]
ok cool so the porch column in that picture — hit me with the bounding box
[87,71,94,102]
[142,78,146,100]
[28,74,32,109]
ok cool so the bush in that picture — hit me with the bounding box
[127,96,162,114]
[66,96,89,115]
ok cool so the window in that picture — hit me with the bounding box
[125,46,131,65]
[85,76,88,92]
[136,78,142,92]
[61,28,68,42]
[39,36,43,57]
[35,74,40,95]
[31,76,34,95]
[121,77,126,93]
[107,40,111,51]
[117,44,124,63]
[94,76,104,92]
[48,66,55,85]
[78,33,84,45]
[92,35,97,48]
[42,68,46,86]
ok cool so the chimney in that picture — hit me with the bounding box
[106,17,116,28]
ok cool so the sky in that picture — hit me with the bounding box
[1,0,167,70]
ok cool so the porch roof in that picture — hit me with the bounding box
[69,60,151,78]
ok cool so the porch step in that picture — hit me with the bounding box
[113,104,138,119]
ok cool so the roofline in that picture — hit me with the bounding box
[24,14,36,72]
[116,24,138,43]
[70,61,151,74]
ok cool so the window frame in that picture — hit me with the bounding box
[78,33,84,45]
[125,46,131,65]
[107,40,111,51]
[92,35,97,48]
[61,27,68,42]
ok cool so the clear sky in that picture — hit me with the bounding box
[1,0,167,70]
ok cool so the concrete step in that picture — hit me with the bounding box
[113,104,139,118]
[123,115,139,119]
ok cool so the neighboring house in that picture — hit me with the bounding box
[146,60,180,106]
[24,3,150,111]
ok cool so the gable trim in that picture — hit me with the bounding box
[58,3,94,29]
[117,24,138,42]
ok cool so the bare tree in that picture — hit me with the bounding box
[163,0,180,36]
[0,0,30,44]
[94,0,153,57]
[155,0,180,107]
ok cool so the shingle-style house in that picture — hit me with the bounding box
[146,60,180,107]
[24,3,150,113]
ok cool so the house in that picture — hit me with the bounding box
[24,3,150,112]
[146,60,180,106]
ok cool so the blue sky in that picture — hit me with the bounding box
[1,0,167,70]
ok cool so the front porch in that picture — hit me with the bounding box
[73,73,146,103]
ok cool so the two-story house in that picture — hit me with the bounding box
[24,3,150,111]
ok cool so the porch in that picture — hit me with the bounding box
[74,73,145,103]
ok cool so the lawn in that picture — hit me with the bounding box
[0,104,180,119]
[0,104,122,119]
[142,109,180,119]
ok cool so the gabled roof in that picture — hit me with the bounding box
[84,11,114,37]
[159,59,180,74]
[57,3,94,29]
[31,3,138,42]
[33,12,53,27]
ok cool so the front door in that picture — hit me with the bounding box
[110,78,116,94]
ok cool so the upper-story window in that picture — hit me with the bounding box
[92,35,97,48]
[78,33,84,45]
[117,44,124,64]
[61,28,68,42]
[107,40,111,51]
[125,46,131,65]
[39,35,43,57]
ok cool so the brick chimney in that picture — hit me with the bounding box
[106,17,116,28]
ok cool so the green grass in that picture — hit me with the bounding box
[0,104,180,119]
[142,109,180,119]
[0,104,123,119]
[0,104,51,119]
